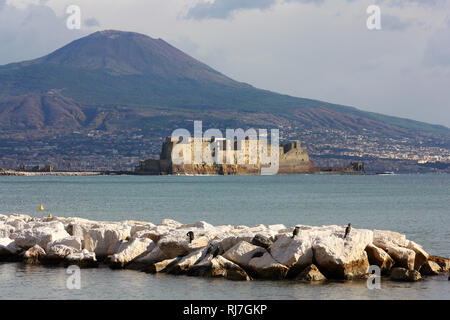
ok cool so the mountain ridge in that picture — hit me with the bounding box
[0,30,448,172]
[0,30,447,135]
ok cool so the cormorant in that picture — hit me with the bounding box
[292,226,300,239]
[187,231,194,243]
[344,223,352,239]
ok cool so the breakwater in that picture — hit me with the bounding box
[1,214,448,282]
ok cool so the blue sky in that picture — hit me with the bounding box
[1,0,449,127]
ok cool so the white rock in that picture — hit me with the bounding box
[406,240,429,270]
[270,234,313,274]
[0,222,15,238]
[110,238,154,267]
[158,219,183,229]
[165,248,206,275]
[373,230,409,249]
[312,229,373,279]
[46,236,83,252]
[65,251,98,267]
[0,237,20,256]
[130,245,169,268]
[384,246,416,270]
[222,241,266,268]
[12,221,70,249]
[219,235,254,253]
[248,252,289,279]
[157,230,212,258]
[81,224,131,257]
[129,222,156,238]
[179,221,215,231]
[45,244,78,262]
[188,255,251,281]
[365,243,395,273]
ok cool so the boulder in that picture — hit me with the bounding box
[0,237,21,261]
[295,264,326,281]
[248,252,289,279]
[384,246,416,270]
[222,241,266,268]
[0,222,15,238]
[12,221,70,249]
[365,243,395,273]
[218,235,254,253]
[64,249,98,268]
[373,230,409,249]
[23,244,46,264]
[126,221,156,237]
[43,244,78,264]
[270,235,313,277]
[128,245,169,270]
[158,219,183,229]
[145,258,178,274]
[110,238,155,268]
[81,224,131,258]
[165,248,206,275]
[136,225,173,243]
[188,255,251,281]
[157,230,212,259]
[419,260,441,276]
[46,236,83,252]
[251,234,273,250]
[312,230,373,279]
[179,221,215,231]
[390,267,422,282]
[429,255,450,272]
[406,241,429,271]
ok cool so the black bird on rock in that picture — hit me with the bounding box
[344,223,352,239]
[292,226,300,239]
[187,231,194,243]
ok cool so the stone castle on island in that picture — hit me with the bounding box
[135,136,314,175]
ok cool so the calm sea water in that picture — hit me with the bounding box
[0,174,449,300]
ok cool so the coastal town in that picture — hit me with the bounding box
[0,125,448,173]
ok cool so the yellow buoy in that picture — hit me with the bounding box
[48,213,52,218]
[39,204,44,211]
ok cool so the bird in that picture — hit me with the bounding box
[344,223,352,239]
[187,231,194,243]
[292,226,300,239]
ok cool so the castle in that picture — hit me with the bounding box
[135,137,314,175]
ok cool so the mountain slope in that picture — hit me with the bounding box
[0,30,448,172]
[0,30,448,137]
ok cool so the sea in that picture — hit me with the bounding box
[0,174,449,300]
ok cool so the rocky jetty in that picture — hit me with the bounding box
[1,213,448,282]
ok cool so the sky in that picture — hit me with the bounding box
[0,0,449,127]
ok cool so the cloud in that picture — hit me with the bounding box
[423,26,450,67]
[0,2,87,65]
[378,0,447,7]
[382,14,415,31]
[84,17,100,27]
[185,0,277,20]
[285,0,325,5]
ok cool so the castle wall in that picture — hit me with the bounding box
[136,137,314,175]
